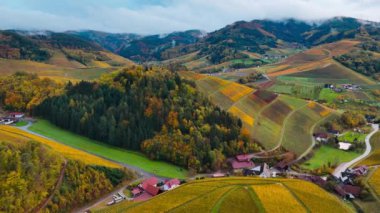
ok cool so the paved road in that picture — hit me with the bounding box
[333,124,379,178]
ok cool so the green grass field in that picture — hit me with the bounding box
[338,131,367,143]
[28,120,188,178]
[302,145,361,170]
[319,88,340,103]
[94,177,352,213]
[14,120,28,127]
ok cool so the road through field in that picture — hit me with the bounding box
[333,124,379,178]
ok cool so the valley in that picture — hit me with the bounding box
[0,13,380,213]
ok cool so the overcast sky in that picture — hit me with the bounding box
[0,0,379,34]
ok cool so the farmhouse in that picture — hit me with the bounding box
[314,132,329,143]
[338,142,352,151]
[133,177,161,201]
[229,155,255,173]
[9,112,24,119]
[162,179,180,191]
[243,163,270,177]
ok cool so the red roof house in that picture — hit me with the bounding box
[131,187,142,197]
[231,160,254,170]
[141,177,158,190]
[236,154,253,162]
[145,184,160,196]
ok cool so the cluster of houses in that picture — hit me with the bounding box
[226,154,291,178]
[334,166,368,199]
[130,177,181,201]
[0,112,24,125]
[313,130,358,151]
[324,83,361,93]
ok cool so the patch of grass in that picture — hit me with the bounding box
[319,88,340,103]
[302,145,361,170]
[338,131,367,143]
[14,120,28,127]
[28,119,188,178]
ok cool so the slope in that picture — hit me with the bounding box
[95,177,353,213]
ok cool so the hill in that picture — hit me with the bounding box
[158,17,380,72]
[0,30,134,81]
[180,72,333,157]
[0,125,135,213]
[34,67,258,173]
[95,177,353,213]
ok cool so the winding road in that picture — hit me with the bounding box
[333,124,379,178]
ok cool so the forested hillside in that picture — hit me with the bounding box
[0,139,134,213]
[0,72,64,111]
[35,67,259,172]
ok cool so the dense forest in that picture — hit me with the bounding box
[334,50,380,80]
[46,161,134,213]
[35,67,258,172]
[0,140,134,213]
[0,31,51,61]
[0,72,64,112]
[0,141,63,213]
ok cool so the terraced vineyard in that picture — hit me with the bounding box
[281,102,333,157]
[95,177,353,213]
[180,72,335,157]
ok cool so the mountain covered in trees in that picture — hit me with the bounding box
[0,140,133,213]
[72,17,380,64]
[35,67,258,172]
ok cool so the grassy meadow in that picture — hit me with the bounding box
[28,120,188,178]
[302,145,361,170]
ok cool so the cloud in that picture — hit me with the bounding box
[0,0,379,34]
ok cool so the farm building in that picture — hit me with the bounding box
[243,163,271,178]
[338,142,352,151]
[9,112,25,119]
[162,179,180,191]
[133,177,161,201]
[314,132,329,142]
[229,155,255,173]
[334,184,362,199]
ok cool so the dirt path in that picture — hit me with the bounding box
[31,160,68,213]
[333,124,379,178]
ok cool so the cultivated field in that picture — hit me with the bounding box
[95,177,352,213]
[281,103,332,157]
[28,120,187,178]
[181,72,334,155]
[0,125,120,168]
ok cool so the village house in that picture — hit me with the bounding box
[229,154,254,173]
[338,142,352,151]
[243,163,271,178]
[161,179,181,191]
[313,132,329,143]
[9,112,25,119]
[334,184,362,200]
